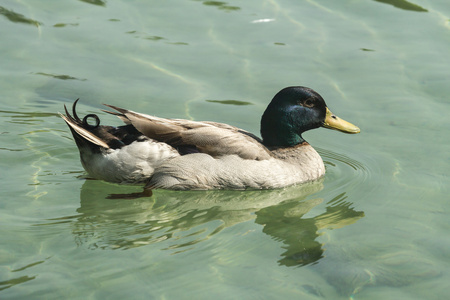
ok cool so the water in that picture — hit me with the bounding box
[1,0,449,299]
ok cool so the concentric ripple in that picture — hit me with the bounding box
[317,147,373,193]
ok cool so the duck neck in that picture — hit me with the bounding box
[262,132,305,148]
[260,105,311,148]
[261,118,306,147]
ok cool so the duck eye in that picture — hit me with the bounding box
[304,98,314,107]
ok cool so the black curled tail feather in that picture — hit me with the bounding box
[83,114,100,128]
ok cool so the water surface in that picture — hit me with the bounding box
[1,0,449,299]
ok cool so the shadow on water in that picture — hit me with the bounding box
[0,6,42,26]
[0,276,35,292]
[78,0,106,7]
[0,259,48,291]
[372,0,428,12]
[205,99,253,106]
[47,179,364,267]
[198,1,240,12]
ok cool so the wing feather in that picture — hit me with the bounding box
[103,104,272,160]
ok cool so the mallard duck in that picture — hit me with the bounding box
[61,86,359,191]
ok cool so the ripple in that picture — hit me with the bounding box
[317,147,374,193]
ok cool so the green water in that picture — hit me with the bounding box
[1,0,449,299]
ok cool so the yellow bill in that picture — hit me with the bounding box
[323,107,360,134]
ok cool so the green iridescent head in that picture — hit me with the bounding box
[261,86,360,147]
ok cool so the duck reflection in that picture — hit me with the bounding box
[73,179,363,266]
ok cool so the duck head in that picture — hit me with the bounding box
[261,86,360,147]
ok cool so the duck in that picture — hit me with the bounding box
[61,86,360,192]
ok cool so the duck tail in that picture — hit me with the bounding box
[101,104,132,125]
[60,99,110,149]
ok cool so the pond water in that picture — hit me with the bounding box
[1,0,449,299]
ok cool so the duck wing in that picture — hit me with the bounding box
[103,104,272,160]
